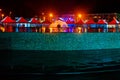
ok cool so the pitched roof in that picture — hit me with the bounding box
[66,19,75,24]
[76,19,84,24]
[85,19,96,24]
[1,16,15,23]
[16,17,28,23]
[29,18,40,23]
[109,18,119,24]
[97,19,107,24]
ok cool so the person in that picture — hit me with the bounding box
[57,24,61,32]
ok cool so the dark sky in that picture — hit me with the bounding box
[0,0,120,17]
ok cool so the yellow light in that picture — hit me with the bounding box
[78,14,82,18]
[1,14,4,18]
[85,28,87,32]
[49,13,53,17]
[98,28,101,32]
[0,26,5,32]
[42,27,46,33]
[78,27,82,33]
[49,28,52,33]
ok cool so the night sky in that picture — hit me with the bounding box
[0,0,120,17]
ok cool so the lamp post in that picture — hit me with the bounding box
[1,14,4,19]
[49,13,53,17]
[49,13,53,22]
[77,14,82,22]
[49,13,53,33]
[78,14,82,18]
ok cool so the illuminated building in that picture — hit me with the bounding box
[0,13,120,33]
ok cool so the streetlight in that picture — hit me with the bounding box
[77,14,82,22]
[49,13,53,17]
[49,13,53,22]
[78,14,82,18]
[1,14,4,19]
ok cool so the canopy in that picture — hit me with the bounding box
[76,19,84,24]
[86,19,96,24]
[66,19,75,24]
[109,18,119,24]
[29,18,40,23]
[1,16,15,23]
[16,17,28,23]
[97,19,107,24]
[49,20,68,28]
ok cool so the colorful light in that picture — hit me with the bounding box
[1,14,4,19]
[78,14,82,18]
[49,13,53,17]
[0,9,2,11]
[78,27,82,33]
[49,28,52,33]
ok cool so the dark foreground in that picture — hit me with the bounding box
[1,49,120,80]
[0,71,120,80]
[1,70,120,80]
